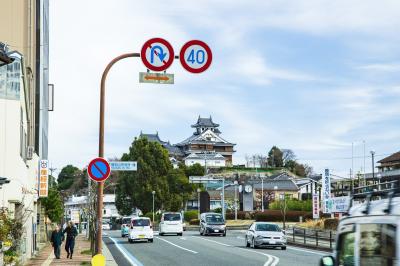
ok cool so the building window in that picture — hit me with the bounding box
[103,209,106,215]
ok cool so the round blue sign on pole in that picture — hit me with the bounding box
[87,158,111,182]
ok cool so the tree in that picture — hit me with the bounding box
[166,168,193,211]
[40,188,64,223]
[57,165,81,191]
[267,146,283,167]
[116,137,174,215]
[282,149,296,164]
[184,163,205,177]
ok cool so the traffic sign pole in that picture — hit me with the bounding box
[96,52,140,255]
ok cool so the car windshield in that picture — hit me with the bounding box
[122,218,132,224]
[131,219,150,226]
[206,214,224,223]
[164,213,181,221]
[256,224,280,232]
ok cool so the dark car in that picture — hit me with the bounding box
[200,212,226,236]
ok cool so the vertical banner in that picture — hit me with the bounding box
[39,160,49,197]
[312,193,320,219]
[322,168,331,213]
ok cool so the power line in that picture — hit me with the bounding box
[296,153,393,161]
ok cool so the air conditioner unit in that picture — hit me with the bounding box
[26,146,34,160]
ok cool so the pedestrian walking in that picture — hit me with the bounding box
[63,221,78,259]
[50,225,64,259]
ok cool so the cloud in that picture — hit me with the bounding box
[357,63,400,72]
[230,52,317,85]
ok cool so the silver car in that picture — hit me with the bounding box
[245,222,287,250]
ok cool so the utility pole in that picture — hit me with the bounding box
[371,151,375,186]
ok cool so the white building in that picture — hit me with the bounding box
[0,0,50,262]
[184,153,226,167]
[64,194,120,224]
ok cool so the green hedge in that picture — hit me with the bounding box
[254,210,311,222]
[184,211,198,222]
[269,199,312,211]
[144,212,161,222]
[189,219,199,225]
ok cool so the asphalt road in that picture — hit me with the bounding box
[103,230,329,266]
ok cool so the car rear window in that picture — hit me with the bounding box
[163,213,181,221]
[131,219,150,226]
[256,224,280,232]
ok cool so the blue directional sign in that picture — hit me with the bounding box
[87,158,111,182]
[110,161,137,171]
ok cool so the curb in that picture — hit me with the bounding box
[102,240,118,266]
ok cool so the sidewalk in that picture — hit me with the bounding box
[24,234,116,266]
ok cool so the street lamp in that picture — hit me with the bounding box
[370,150,375,185]
[261,176,264,212]
[197,188,201,219]
[234,181,238,220]
[152,191,155,224]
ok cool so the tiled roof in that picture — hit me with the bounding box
[191,116,219,128]
[378,151,400,164]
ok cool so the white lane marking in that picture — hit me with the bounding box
[179,237,187,240]
[155,237,198,254]
[109,237,143,266]
[242,248,279,266]
[193,236,232,247]
[194,236,279,266]
[236,236,245,240]
[287,246,329,256]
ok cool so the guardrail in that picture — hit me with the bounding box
[286,226,336,251]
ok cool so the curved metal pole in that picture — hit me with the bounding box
[96,53,140,254]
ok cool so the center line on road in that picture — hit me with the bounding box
[193,236,232,247]
[155,237,198,254]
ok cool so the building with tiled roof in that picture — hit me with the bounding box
[378,151,400,172]
[140,116,236,167]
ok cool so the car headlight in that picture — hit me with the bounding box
[256,235,263,239]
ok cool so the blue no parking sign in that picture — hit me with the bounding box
[87,158,111,182]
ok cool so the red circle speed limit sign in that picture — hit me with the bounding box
[179,40,212,73]
[141,38,175,72]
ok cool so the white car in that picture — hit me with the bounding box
[245,222,286,250]
[102,222,111,230]
[128,217,153,243]
[159,212,183,236]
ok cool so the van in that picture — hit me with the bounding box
[159,212,183,236]
[320,189,399,266]
[128,217,153,243]
[200,212,226,236]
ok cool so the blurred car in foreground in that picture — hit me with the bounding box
[320,189,400,266]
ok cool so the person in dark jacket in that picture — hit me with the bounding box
[63,221,78,259]
[50,225,63,259]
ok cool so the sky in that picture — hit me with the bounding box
[49,0,400,178]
